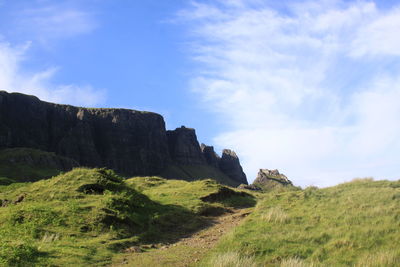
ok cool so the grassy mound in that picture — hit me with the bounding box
[0,168,157,266]
[0,168,255,266]
[203,178,400,266]
[0,147,78,183]
[127,176,256,215]
[160,164,239,187]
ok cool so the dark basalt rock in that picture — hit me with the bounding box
[0,91,170,176]
[166,126,206,165]
[219,149,248,185]
[200,143,220,168]
[0,91,249,185]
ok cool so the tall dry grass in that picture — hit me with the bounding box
[356,251,400,267]
[208,252,258,267]
[262,206,290,223]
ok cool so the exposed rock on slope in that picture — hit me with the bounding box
[253,169,293,189]
[0,91,248,185]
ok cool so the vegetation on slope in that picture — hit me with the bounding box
[0,168,255,266]
[202,178,400,267]
[127,176,256,215]
[0,147,78,183]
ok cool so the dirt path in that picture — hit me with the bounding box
[112,208,252,267]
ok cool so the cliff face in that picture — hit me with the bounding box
[200,144,220,169]
[0,91,170,176]
[166,126,205,165]
[166,127,248,186]
[219,149,248,185]
[0,91,248,185]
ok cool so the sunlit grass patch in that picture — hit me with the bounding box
[206,251,258,267]
[262,206,290,223]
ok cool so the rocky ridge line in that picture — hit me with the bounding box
[0,91,247,185]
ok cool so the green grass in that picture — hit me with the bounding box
[0,168,255,266]
[127,176,256,215]
[201,178,400,266]
[0,147,77,183]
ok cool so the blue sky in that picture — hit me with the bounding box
[1,0,400,186]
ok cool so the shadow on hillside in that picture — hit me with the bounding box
[110,190,256,251]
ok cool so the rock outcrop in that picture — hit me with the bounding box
[219,149,248,185]
[165,127,248,186]
[253,169,293,189]
[200,144,220,168]
[0,91,249,185]
[166,126,205,165]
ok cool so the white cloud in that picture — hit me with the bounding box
[15,3,97,45]
[180,0,400,187]
[0,1,104,107]
[0,41,105,107]
[350,7,400,57]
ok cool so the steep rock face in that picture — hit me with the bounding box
[0,91,170,176]
[166,126,206,165]
[0,91,249,185]
[200,144,220,168]
[160,128,249,186]
[253,169,293,189]
[219,149,248,185]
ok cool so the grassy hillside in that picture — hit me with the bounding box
[202,178,400,267]
[0,148,78,183]
[127,176,256,215]
[0,168,255,266]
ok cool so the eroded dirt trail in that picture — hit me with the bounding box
[112,208,252,267]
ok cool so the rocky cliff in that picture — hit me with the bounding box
[166,126,205,165]
[200,144,220,168]
[0,91,248,185]
[0,91,170,176]
[219,149,248,185]
[164,126,247,186]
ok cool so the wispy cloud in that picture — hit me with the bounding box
[0,42,105,106]
[0,1,104,106]
[180,0,400,186]
[14,2,97,45]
